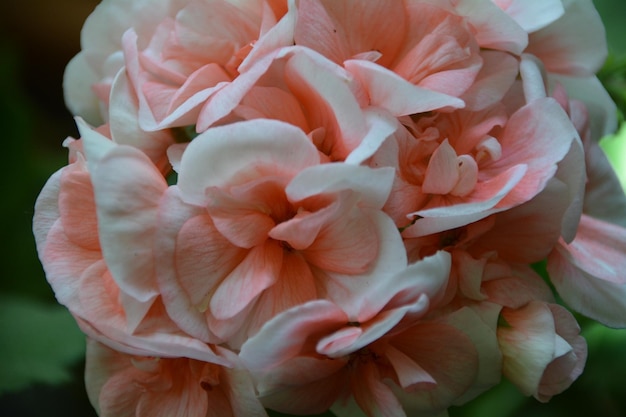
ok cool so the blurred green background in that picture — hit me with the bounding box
[0,1,624,416]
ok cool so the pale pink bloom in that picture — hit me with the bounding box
[195,44,462,161]
[498,301,587,402]
[122,0,291,131]
[403,179,563,309]
[376,94,578,237]
[195,47,402,163]
[33,120,222,363]
[545,81,626,328]
[239,252,501,416]
[293,0,524,107]
[64,0,189,125]
[85,339,266,417]
[155,119,402,346]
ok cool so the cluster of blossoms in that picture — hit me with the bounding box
[33,0,626,416]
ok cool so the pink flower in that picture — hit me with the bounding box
[63,0,188,125]
[85,339,266,417]
[33,0,625,415]
[122,0,291,131]
[33,120,223,363]
[376,95,578,237]
[545,80,626,328]
[498,301,587,402]
[239,252,501,416]
[155,118,403,345]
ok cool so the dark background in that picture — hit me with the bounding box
[0,1,625,416]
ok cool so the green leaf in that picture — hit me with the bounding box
[0,295,86,394]
[599,123,626,192]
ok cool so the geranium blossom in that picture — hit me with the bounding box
[157,119,402,345]
[33,0,626,416]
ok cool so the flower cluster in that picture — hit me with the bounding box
[34,1,626,416]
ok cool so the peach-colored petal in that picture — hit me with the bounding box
[386,318,479,415]
[286,164,395,209]
[248,251,319,331]
[154,187,223,342]
[422,139,460,195]
[344,59,465,116]
[486,97,578,208]
[453,0,528,55]
[527,0,607,76]
[205,185,279,249]
[351,361,405,417]
[239,299,347,371]
[175,214,246,309]
[301,194,379,275]
[210,241,283,320]
[470,179,570,263]
[460,50,519,111]
[294,0,406,67]
[89,144,167,304]
[498,301,586,401]
[548,214,626,327]
[108,69,175,172]
[255,356,348,415]
[178,119,319,206]
[494,0,564,33]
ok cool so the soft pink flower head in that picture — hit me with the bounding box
[376,94,578,237]
[85,340,266,417]
[155,118,402,346]
[33,120,223,364]
[239,252,502,416]
[122,0,292,131]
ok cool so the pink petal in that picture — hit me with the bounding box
[453,0,528,55]
[422,140,460,195]
[249,252,318,330]
[254,356,348,415]
[527,0,607,76]
[471,179,570,263]
[351,361,406,417]
[63,52,103,125]
[42,221,101,314]
[548,215,626,327]
[460,50,519,111]
[487,97,578,209]
[108,71,174,172]
[90,145,167,303]
[57,162,100,251]
[210,242,283,320]
[323,211,409,319]
[303,193,379,274]
[239,299,347,371]
[388,317,479,415]
[294,0,406,67]
[154,187,220,342]
[286,163,395,210]
[498,302,560,396]
[344,59,464,116]
[178,119,319,206]
[206,186,277,249]
[495,0,564,32]
[176,214,246,309]
[385,345,436,389]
